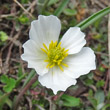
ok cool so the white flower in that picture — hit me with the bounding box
[21,15,96,94]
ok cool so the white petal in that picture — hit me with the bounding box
[21,39,48,75]
[63,47,96,79]
[60,27,86,54]
[38,66,77,94]
[29,15,61,48]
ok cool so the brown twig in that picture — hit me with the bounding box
[13,0,34,18]
[5,43,14,65]
[26,96,32,110]
[12,75,38,110]
[93,0,106,9]
[45,96,54,110]
[0,14,16,19]
[2,26,23,74]
[5,21,16,65]
[100,0,109,6]
[27,0,37,12]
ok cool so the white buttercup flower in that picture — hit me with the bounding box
[21,15,96,94]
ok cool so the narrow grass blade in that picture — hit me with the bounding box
[0,93,10,109]
[54,0,70,17]
[15,73,28,87]
[76,7,110,30]
[22,69,36,88]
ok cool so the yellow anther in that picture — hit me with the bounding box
[57,42,61,48]
[59,60,62,62]
[62,57,64,60]
[49,40,53,49]
[49,64,55,68]
[62,48,65,51]
[46,63,50,68]
[54,41,57,46]
[55,55,59,59]
[64,53,68,57]
[41,40,69,71]
[58,65,64,72]
[61,63,68,67]
[53,41,57,47]
[44,60,49,62]
[53,60,56,62]
[57,60,61,65]
[41,48,47,54]
[48,52,50,56]
[64,49,69,53]
[43,43,48,51]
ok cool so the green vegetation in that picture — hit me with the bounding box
[0,0,110,110]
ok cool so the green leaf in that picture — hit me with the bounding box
[84,79,94,86]
[88,89,93,97]
[102,104,110,110]
[48,0,58,6]
[3,78,16,93]
[54,0,70,16]
[95,90,105,104]
[87,72,94,79]
[94,18,102,29]
[107,91,110,100]
[0,75,9,83]
[99,66,105,72]
[0,75,16,93]
[76,7,110,30]
[16,73,28,87]
[0,31,8,42]
[63,8,77,16]
[84,107,94,110]
[61,94,80,107]
[96,80,105,88]
[88,96,97,109]
[21,0,28,4]
[0,93,10,109]
[22,69,36,88]
[37,0,45,14]
[31,81,39,88]
[17,66,23,77]
[92,34,101,40]
[18,15,30,24]
[0,91,12,108]
[5,98,12,108]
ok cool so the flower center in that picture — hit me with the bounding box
[41,41,69,71]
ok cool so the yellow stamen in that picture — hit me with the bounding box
[44,60,49,62]
[64,49,69,53]
[46,63,50,68]
[49,64,55,68]
[55,55,58,59]
[53,60,56,62]
[58,65,64,71]
[41,40,69,72]
[57,42,61,48]
[43,43,48,51]
[57,61,61,65]
[61,63,68,67]
[49,40,53,49]
[64,53,68,57]
[41,48,47,54]
[54,41,57,46]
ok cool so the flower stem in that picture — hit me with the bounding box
[12,75,38,110]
